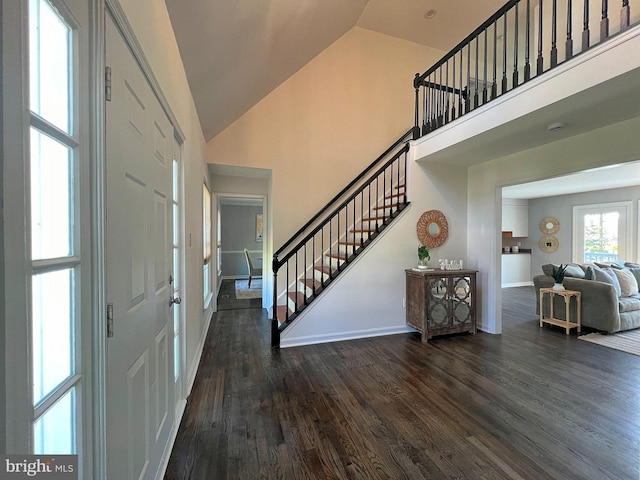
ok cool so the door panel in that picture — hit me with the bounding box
[106,16,174,480]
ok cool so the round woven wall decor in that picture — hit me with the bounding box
[416,210,449,249]
[539,235,559,253]
[540,216,560,235]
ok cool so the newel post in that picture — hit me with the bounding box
[271,254,280,348]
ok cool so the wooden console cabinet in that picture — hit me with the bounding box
[405,269,477,342]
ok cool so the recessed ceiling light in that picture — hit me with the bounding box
[547,122,566,132]
[424,9,437,20]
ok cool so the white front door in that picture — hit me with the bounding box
[105,16,175,480]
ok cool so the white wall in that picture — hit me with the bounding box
[206,27,444,249]
[117,0,212,389]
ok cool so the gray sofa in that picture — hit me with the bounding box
[533,262,640,334]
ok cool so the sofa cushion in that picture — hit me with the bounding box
[619,296,640,313]
[592,266,622,296]
[612,268,640,297]
[625,262,640,268]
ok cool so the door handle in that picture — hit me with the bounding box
[170,294,182,306]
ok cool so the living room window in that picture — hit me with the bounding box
[573,201,633,263]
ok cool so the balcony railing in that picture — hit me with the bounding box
[413,0,636,139]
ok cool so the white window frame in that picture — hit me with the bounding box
[572,201,634,263]
[2,0,97,473]
[203,182,212,307]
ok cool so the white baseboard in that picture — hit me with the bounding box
[187,312,212,395]
[280,325,413,348]
[502,281,534,288]
[154,398,187,480]
[156,311,212,479]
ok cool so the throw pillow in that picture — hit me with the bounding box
[592,266,622,296]
[612,268,640,297]
[541,264,556,276]
[625,262,640,268]
[584,266,595,280]
[563,264,585,278]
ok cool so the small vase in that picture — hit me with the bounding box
[552,283,565,291]
[417,258,429,270]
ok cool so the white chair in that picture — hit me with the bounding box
[243,249,262,288]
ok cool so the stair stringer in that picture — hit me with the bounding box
[279,204,418,348]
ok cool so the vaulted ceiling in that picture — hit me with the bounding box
[164,0,506,142]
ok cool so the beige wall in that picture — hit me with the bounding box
[206,26,444,248]
[118,0,212,387]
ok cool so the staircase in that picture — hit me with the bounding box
[271,129,413,348]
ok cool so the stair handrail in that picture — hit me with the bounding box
[273,142,410,274]
[273,127,414,270]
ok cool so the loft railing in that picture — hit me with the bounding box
[271,128,413,348]
[413,0,636,138]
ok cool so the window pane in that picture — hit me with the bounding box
[31,128,72,260]
[583,212,619,263]
[29,0,71,133]
[172,159,179,202]
[34,388,76,454]
[173,247,180,289]
[32,269,74,404]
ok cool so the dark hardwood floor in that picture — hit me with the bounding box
[216,278,262,310]
[165,286,640,479]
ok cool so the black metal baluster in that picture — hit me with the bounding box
[459,50,464,117]
[537,0,544,74]
[303,243,307,305]
[312,234,316,295]
[601,0,609,40]
[452,56,457,120]
[502,14,508,93]
[375,176,380,232]
[583,0,590,51]
[513,0,519,87]
[444,60,450,124]
[466,44,472,112]
[525,0,531,81]
[438,67,443,127]
[367,182,371,240]
[414,74,420,139]
[360,188,363,252]
[566,0,574,60]
[474,36,479,109]
[551,0,558,67]
[285,259,289,317]
[295,251,298,310]
[426,75,432,132]
[621,0,630,30]
[492,21,498,98]
[483,30,488,104]
[422,83,428,135]
[383,169,387,218]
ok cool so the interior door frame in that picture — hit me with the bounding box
[214,192,269,311]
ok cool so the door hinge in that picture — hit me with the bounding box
[107,303,114,338]
[105,66,112,102]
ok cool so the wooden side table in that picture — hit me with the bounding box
[539,288,581,334]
